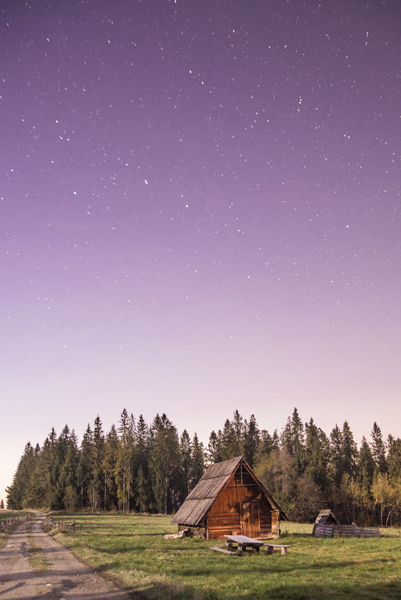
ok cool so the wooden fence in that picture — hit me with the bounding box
[44,517,81,534]
[313,523,380,538]
[0,514,30,532]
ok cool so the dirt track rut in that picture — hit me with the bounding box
[0,514,135,599]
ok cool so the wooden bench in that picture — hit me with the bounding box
[264,544,291,555]
[211,546,240,556]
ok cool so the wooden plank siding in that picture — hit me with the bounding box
[172,456,285,540]
[206,469,276,539]
[313,523,380,538]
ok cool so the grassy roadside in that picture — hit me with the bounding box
[51,514,401,600]
[26,522,50,571]
[0,510,31,550]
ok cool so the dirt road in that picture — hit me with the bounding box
[0,514,136,599]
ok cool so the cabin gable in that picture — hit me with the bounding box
[173,457,283,540]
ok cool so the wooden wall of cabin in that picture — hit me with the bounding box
[206,467,277,539]
[270,510,280,538]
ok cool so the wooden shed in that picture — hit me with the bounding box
[312,509,340,536]
[312,510,380,538]
[172,456,285,540]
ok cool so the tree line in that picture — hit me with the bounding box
[6,408,401,526]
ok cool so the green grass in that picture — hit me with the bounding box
[26,522,50,571]
[0,510,31,550]
[50,514,401,600]
[0,509,27,523]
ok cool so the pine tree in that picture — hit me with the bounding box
[6,442,36,509]
[292,409,306,473]
[231,410,245,456]
[27,433,56,509]
[180,430,192,498]
[24,443,42,507]
[102,424,119,510]
[341,421,358,479]
[256,429,279,461]
[92,416,105,511]
[150,414,181,514]
[219,412,244,460]
[280,417,293,454]
[304,418,330,492]
[370,422,387,474]
[219,419,237,461]
[329,425,344,490]
[358,437,376,491]
[280,409,305,473]
[189,433,205,490]
[50,426,72,509]
[134,414,151,511]
[208,430,222,463]
[243,414,260,468]
[387,436,401,479]
[59,431,80,512]
[77,424,94,509]
[115,409,135,512]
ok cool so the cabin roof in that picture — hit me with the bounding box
[172,456,285,526]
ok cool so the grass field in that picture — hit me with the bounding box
[0,510,32,550]
[50,513,401,600]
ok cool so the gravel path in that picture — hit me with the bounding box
[0,514,136,599]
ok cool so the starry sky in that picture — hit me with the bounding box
[1,0,400,502]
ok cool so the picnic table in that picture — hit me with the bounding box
[224,535,266,553]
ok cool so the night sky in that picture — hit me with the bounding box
[1,0,400,501]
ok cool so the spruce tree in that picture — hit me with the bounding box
[59,431,80,512]
[341,421,358,479]
[387,436,401,479]
[103,424,119,510]
[305,418,329,492]
[115,409,135,512]
[92,416,105,511]
[219,419,238,460]
[358,437,376,491]
[189,433,205,490]
[208,430,222,463]
[370,422,387,474]
[6,442,36,509]
[180,430,192,498]
[243,414,260,468]
[150,414,181,514]
[329,425,344,490]
[77,424,94,509]
[134,414,151,511]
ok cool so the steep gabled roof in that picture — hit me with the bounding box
[314,509,340,525]
[172,456,285,526]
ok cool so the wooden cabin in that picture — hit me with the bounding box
[172,456,286,540]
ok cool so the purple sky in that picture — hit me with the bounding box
[1,0,400,502]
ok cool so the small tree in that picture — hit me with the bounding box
[372,474,401,527]
[371,422,387,474]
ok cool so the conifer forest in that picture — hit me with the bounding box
[6,409,401,527]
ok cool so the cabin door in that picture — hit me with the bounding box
[241,501,260,538]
